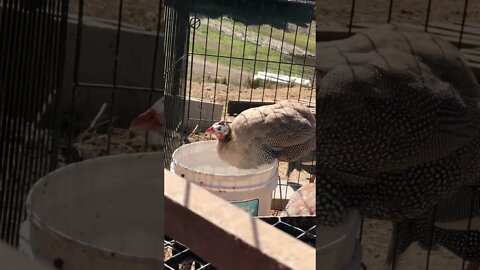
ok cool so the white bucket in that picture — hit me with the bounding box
[25,152,163,270]
[171,141,278,216]
[317,210,363,270]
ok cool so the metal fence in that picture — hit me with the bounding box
[163,0,190,167]
[65,0,166,167]
[164,216,316,269]
[317,0,480,269]
[162,0,316,267]
[0,0,176,248]
[183,0,316,208]
[0,0,69,246]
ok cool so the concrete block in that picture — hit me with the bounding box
[184,97,223,131]
[61,16,165,128]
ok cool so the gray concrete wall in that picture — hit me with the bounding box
[62,15,224,132]
[61,16,165,130]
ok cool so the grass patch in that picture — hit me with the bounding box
[189,16,315,79]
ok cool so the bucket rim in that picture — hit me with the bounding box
[193,174,279,191]
[25,152,163,262]
[172,140,279,178]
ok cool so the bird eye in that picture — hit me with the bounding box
[217,127,222,131]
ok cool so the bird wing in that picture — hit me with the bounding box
[317,26,479,98]
[317,28,480,174]
[232,100,316,150]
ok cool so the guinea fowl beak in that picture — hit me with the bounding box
[129,109,165,135]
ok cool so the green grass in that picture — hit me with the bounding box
[257,24,316,55]
[189,16,315,80]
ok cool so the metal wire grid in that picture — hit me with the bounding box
[164,216,316,270]
[317,0,478,269]
[66,0,166,164]
[163,0,191,167]
[186,0,316,119]
[0,0,69,246]
[182,0,316,209]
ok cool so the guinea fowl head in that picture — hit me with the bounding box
[129,96,165,135]
[205,120,230,140]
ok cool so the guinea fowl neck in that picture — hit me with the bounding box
[218,131,232,143]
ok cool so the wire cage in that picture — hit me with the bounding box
[163,0,317,268]
[1,0,316,268]
[317,0,480,269]
[163,0,190,167]
[64,0,166,166]
[0,0,168,251]
[0,0,69,246]
[182,0,316,211]
[164,216,316,270]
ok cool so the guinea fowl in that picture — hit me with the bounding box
[316,25,480,227]
[386,185,480,270]
[205,100,316,170]
[129,96,165,135]
[280,182,315,217]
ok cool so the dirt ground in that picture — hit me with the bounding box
[187,81,315,105]
[65,0,480,269]
[317,0,480,27]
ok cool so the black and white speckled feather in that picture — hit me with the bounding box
[209,100,316,169]
[316,26,480,227]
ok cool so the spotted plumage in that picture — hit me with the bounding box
[316,26,480,227]
[206,100,316,169]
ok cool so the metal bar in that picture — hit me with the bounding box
[273,17,287,101]
[198,17,209,124]
[164,169,315,270]
[67,0,85,163]
[144,0,165,151]
[107,0,125,155]
[186,10,197,128]
[348,0,356,34]
[387,0,394,23]
[50,0,70,171]
[188,53,315,67]
[211,15,223,120]
[249,16,263,101]
[261,24,274,102]
[180,0,190,133]
[424,206,439,270]
[237,23,248,100]
[286,23,300,111]
[458,0,469,48]
[77,82,164,92]
[223,17,236,119]
[424,0,433,32]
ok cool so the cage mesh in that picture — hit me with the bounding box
[0,0,69,246]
